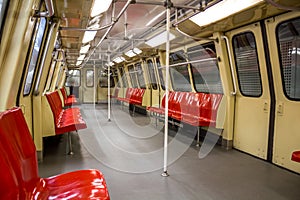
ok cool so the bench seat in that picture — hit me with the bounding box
[117,88,145,106]
[147,91,223,127]
[46,91,87,135]
[0,107,110,200]
[60,87,78,106]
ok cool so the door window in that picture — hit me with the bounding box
[276,17,300,100]
[232,32,262,97]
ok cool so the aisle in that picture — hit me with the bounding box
[39,104,300,200]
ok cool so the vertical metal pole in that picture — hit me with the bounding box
[162,2,170,177]
[108,53,111,121]
[94,60,96,109]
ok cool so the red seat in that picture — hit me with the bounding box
[292,151,300,163]
[148,91,223,127]
[45,91,86,135]
[130,88,145,105]
[0,107,110,200]
[60,87,78,106]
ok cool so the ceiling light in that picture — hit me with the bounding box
[77,54,85,61]
[80,44,90,54]
[145,31,176,47]
[113,56,125,63]
[133,48,142,54]
[82,30,97,44]
[91,0,113,17]
[190,0,264,27]
[125,50,136,58]
[76,60,83,66]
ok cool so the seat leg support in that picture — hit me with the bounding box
[68,132,74,155]
[196,127,200,147]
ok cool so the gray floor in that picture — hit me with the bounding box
[39,104,300,200]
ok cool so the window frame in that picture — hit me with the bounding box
[276,17,300,101]
[86,69,94,87]
[169,51,192,92]
[65,69,81,87]
[188,43,223,94]
[23,17,47,96]
[135,62,146,89]
[156,57,165,90]
[146,59,158,90]
[232,31,263,97]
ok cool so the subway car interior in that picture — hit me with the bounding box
[1,0,300,199]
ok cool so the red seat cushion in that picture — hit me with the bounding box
[292,151,300,163]
[45,91,87,135]
[0,107,109,200]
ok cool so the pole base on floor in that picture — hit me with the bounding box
[161,171,169,177]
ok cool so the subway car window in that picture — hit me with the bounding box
[23,18,47,96]
[156,58,165,90]
[99,70,115,88]
[119,67,127,87]
[233,32,262,97]
[146,60,158,90]
[86,69,94,87]
[128,65,138,88]
[170,51,192,92]
[188,44,223,94]
[44,56,57,92]
[0,0,8,41]
[112,69,119,87]
[135,62,146,89]
[65,69,80,87]
[277,17,300,100]
[55,65,63,88]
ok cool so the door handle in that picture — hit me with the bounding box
[263,101,268,112]
[277,103,284,115]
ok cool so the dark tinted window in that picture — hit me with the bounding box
[233,32,262,97]
[24,18,47,95]
[277,17,300,100]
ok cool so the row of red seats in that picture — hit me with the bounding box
[60,87,78,106]
[117,88,145,106]
[0,107,110,199]
[147,91,223,127]
[45,90,86,134]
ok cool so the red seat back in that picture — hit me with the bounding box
[60,87,68,101]
[45,91,63,123]
[0,107,39,199]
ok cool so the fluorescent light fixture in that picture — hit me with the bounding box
[190,0,264,27]
[80,44,90,54]
[113,56,125,63]
[125,48,142,58]
[91,0,113,17]
[82,30,97,43]
[146,10,166,27]
[108,62,114,66]
[145,31,176,47]
[133,48,142,54]
[76,60,83,66]
[77,55,85,61]
[125,50,136,58]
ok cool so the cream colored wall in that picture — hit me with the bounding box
[0,0,38,111]
[214,32,235,142]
